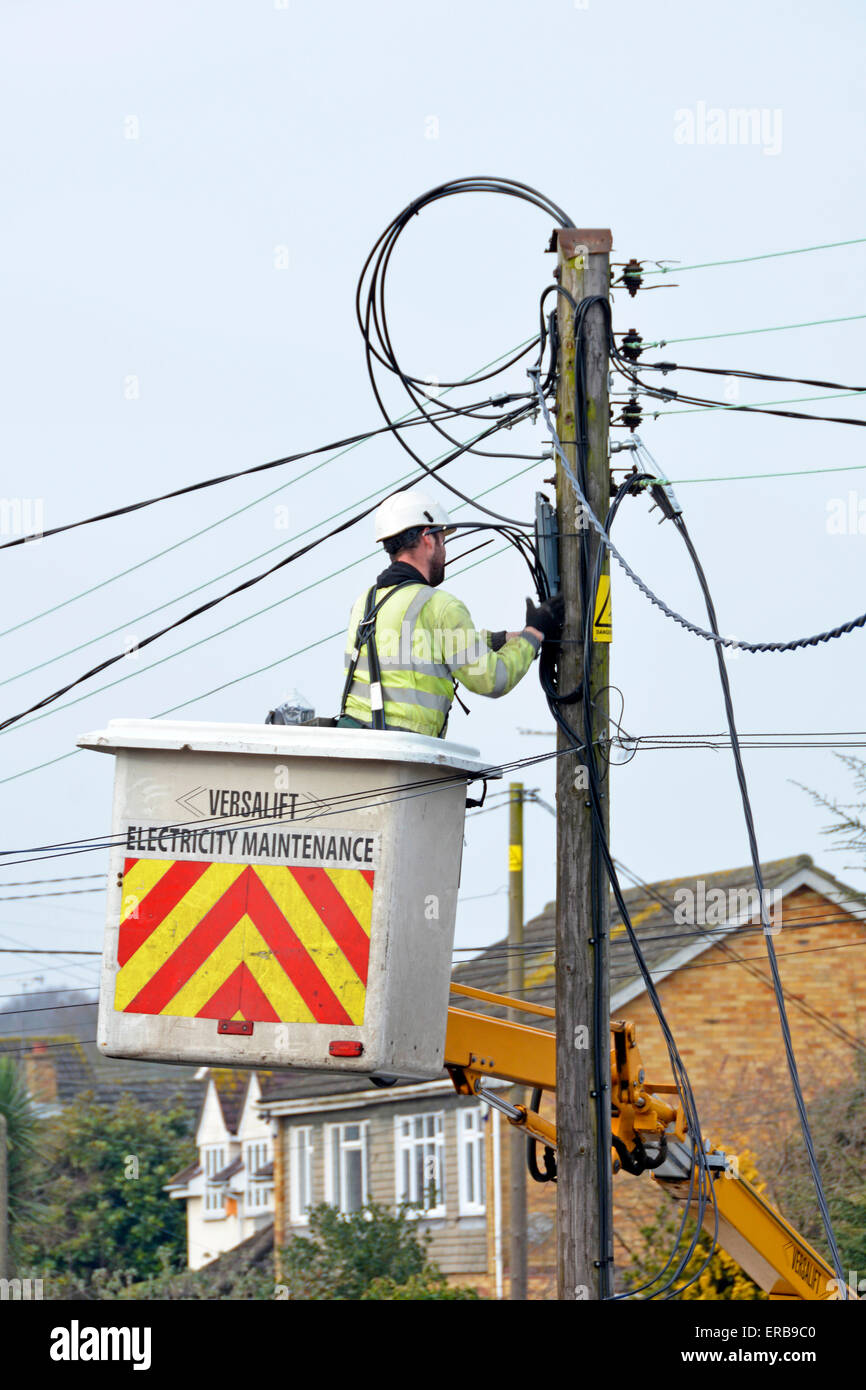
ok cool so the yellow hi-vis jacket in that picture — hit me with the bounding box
[341,564,540,737]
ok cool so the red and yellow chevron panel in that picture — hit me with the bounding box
[115,857,373,1025]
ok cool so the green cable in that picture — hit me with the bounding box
[0,438,374,640]
[653,388,865,417]
[644,237,866,275]
[158,544,510,718]
[0,334,538,640]
[157,632,342,718]
[0,458,539,779]
[0,465,416,689]
[641,312,866,350]
[665,461,866,485]
[0,749,80,787]
[4,554,371,736]
[4,453,538,735]
[0,543,515,786]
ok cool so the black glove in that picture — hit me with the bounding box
[525,593,564,642]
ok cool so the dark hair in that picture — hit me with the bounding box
[383,524,426,557]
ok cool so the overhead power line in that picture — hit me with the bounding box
[0,335,536,638]
[666,460,866,484]
[641,312,866,349]
[0,450,538,720]
[0,875,105,888]
[0,406,532,735]
[0,395,524,553]
[643,236,866,274]
[0,467,412,690]
[651,388,866,426]
[641,359,866,397]
[0,948,100,956]
[0,742,580,872]
[0,888,104,902]
[0,459,539,789]
[533,375,866,654]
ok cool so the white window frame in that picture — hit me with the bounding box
[203,1144,227,1218]
[289,1126,314,1225]
[324,1121,369,1214]
[457,1106,486,1216]
[394,1111,446,1219]
[243,1139,273,1214]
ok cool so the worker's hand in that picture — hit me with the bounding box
[524,594,564,643]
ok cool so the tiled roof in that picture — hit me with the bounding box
[89,1075,206,1115]
[451,854,862,1015]
[211,1156,244,1184]
[259,1071,385,1104]
[0,1033,209,1120]
[210,1069,255,1133]
[165,1159,202,1187]
[0,1034,93,1104]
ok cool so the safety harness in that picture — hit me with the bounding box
[339,579,416,731]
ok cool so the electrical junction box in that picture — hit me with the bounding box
[77,720,493,1079]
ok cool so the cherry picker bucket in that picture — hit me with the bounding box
[79,719,490,1078]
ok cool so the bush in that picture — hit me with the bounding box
[276,1202,480,1301]
[17,1090,194,1295]
[620,1150,767,1300]
[0,1056,43,1268]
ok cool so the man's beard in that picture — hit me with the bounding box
[429,554,446,587]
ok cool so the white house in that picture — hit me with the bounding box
[165,1069,274,1270]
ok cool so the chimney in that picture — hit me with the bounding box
[25,1044,57,1104]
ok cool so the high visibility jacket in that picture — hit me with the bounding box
[341,564,540,738]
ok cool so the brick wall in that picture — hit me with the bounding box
[511,887,866,1297]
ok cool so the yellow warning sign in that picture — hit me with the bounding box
[508,845,523,872]
[593,575,612,643]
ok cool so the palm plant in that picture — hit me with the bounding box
[0,1055,42,1271]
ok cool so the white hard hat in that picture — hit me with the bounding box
[373,488,454,542]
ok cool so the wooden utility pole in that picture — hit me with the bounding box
[506,782,527,1300]
[554,228,613,1301]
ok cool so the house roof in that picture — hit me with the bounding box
[207,1069,250,1133]
[0,1034,93,1104]
[201,1069,277,1134]
[0,1033,209,1120]
[156,854,866,1123]
[211,1156,244,1184]
[259,1071,385,1104]
[165,1159,202,1188]
[451,854,865,1017]
[89,1075,206,1114]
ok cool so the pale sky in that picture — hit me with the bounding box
[1,0,865,1001]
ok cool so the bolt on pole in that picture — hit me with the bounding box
[553,228,613,1301]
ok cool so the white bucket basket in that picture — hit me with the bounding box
[79,720,491,1079]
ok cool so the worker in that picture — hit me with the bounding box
[338,488,564,736]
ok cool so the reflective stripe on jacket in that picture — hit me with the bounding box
[342,581,539,736]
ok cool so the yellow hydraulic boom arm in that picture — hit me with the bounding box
[444,982,849,1301]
